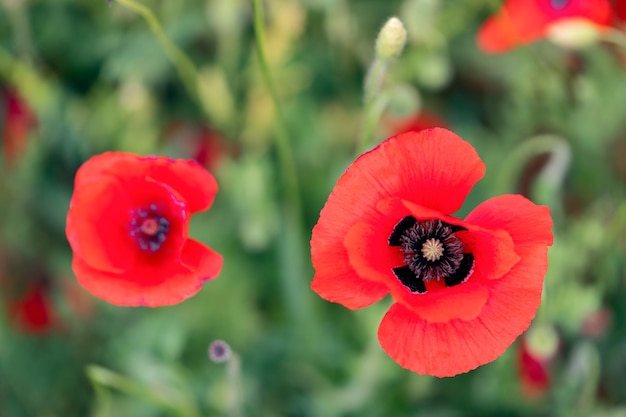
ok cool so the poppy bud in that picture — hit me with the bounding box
[208,339,232,363]
[375,17,407,60]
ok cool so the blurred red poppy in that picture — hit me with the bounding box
[163,121,231,171]
[311,128,553,377]
[518,337,552,398]
[1,87,36,165]
[9,282,57,335]
[388,110,449,135]
[477,0,613,53]
[517,326,560,398]
[66,152,223,307]
[615,0,626,22]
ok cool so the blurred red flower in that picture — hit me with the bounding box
[9,282,57,335]
[615,0,626,22]
[310,128,553,377]
[477,0,613,53]
[163,121,231,171]
[388,110,449,135]
[518,338,552,398]
[1,87,36,165]
[66,152,223,307]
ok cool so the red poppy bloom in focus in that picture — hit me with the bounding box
[477,0,613,53]
[66,152,223,307]
[310,128,553,377]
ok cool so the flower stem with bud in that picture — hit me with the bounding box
[358,17,407,155]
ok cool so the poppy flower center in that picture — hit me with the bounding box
[421,238,444,261]
[129,204,170,253]
[388,216,475,294]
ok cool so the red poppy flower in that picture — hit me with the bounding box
[387,110,449,136]
[9,282,57,335]
[163,121,231,171]
[66,152,223,307]
[615,0,626,22]
[310,128,553,377]
[477,0,613,53]
[517,325,559,398]
[1,87,36,165]
[518,337,552,398]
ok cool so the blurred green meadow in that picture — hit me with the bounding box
[1,0,626,416]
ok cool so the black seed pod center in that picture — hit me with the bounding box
[388,216,474,294]
[129,204,170,252]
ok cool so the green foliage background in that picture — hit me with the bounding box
[1,0,626,416]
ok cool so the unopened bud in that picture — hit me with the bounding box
[525,324,559,361]
[208,339,232,363]
[375,17,407,60]
[546,18,603,49]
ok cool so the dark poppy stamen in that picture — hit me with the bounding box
[389,216,474,293]
[129,204,170,252]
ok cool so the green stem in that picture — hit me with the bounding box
[2,0,35,63]
[226,354,244,417]
[86,365,201,417]
[357,58,387,155]
[114,0,200,104]
[251,0,301,215]
[251,0,320,355]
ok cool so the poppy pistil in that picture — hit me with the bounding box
[129,204,170,252]
[389,217,474,293]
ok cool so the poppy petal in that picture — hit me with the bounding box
[357,129,486,214]
[66,175,136,273]
[477,1,549,53]
[181,239,223,283]
[74,152,141,188]
[477,0,613,53]
[311,229,390,309]
[456,228,519,280]
[72,240,219,307]
[75,152,218,214]
[378,239,548,377]
[465,194,553,249]
[139,157,217,214]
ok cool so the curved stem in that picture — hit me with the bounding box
[251,0,301,215]
[114,0,200,104]
[251,0,321,354]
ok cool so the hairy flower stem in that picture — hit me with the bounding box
[226,354,244,417]
[251,0,320,354]
[251,0,301,216]
[86,365,201,417]
[357,58,388,155]
[1,0,35,63]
